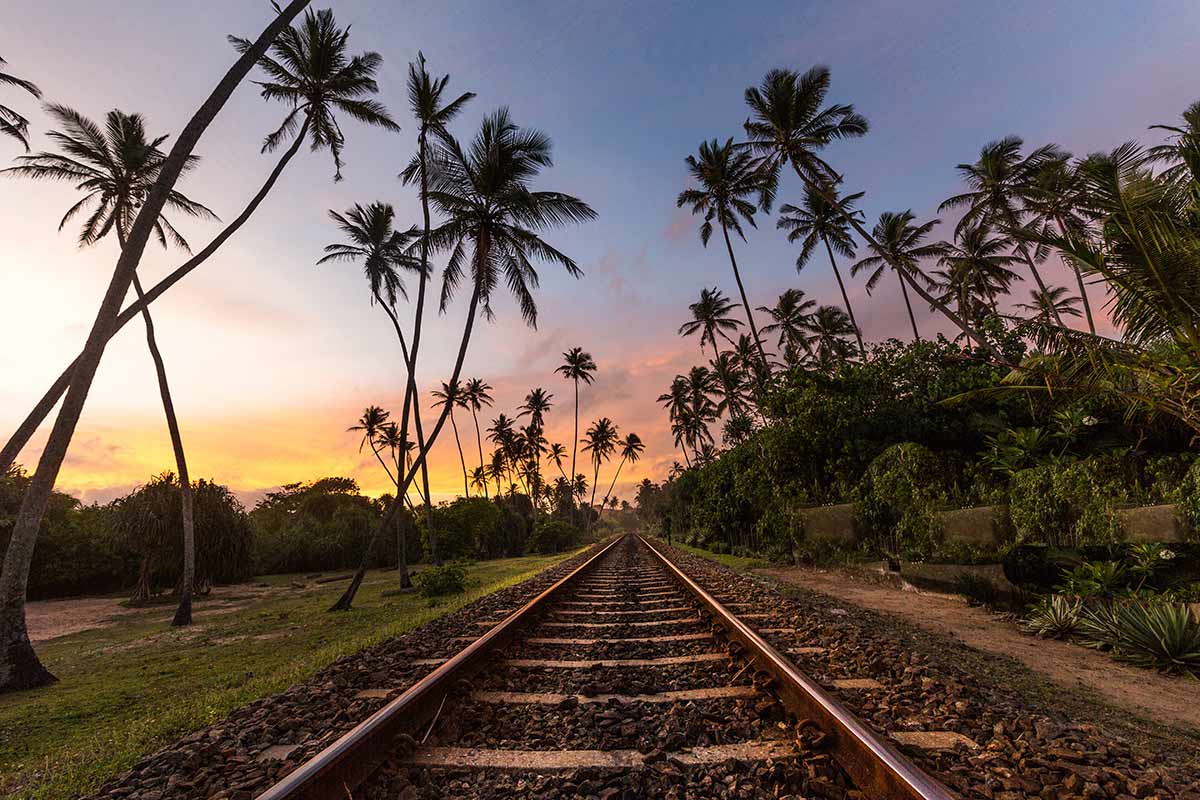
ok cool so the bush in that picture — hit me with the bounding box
[1009,456,1131,547]
[416,564,467,598]
[1021,595,1081,637]
[1180,460,1200,538]
[854,443,950,559]
[526,519,576,554]
[1111,601,1200,675]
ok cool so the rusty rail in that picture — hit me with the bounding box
[255,535,624,800]
[639,535,955,800]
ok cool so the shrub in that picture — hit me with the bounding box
[416,564,468,598]
[1180,460,1200,539]
[854,443,949,559]
[1056,561,1129,598]
[526,518,577,554]
[1009,455,1132,547]
[1021,595,1081,637]
[1078,602,1125,651]
[1112,601,1200,675]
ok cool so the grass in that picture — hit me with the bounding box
[0,550,582,800]
[671,541,771,571]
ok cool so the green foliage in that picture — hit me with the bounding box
[1109,602,1200,675]
[1180,459,1200,538]
[416,563,468,598]
[854,443,950,559]
[1021,594,1081,637]
[251,477,385,575]
[526,518,576,554]
[1009,455,1133,547]
[1056,560,1129,597]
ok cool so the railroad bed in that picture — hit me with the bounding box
[258,535,952,799]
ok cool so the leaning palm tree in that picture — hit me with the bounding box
[431,380,471,497]
[581,418,619,516]
[2,5,394,480]
[742,65,990,350]
[0,56,42,150]
[679,287,744,360]
[677,138,768,365]
[460,378,494,498]
[348,406,396,482]
[757,288,815,365]
[518,387,554,499]
[4,105,220,628]
[1015,286,1083,323]
[548,442,569,481]
[930,223,1021,344]
[939,136,1066,325]
[850,211,941,341]
[777,184,866,355]
[803,306,858,369]
[0,1,312,693]
[602,432,644,510]
[331,108,595,611]
[555,347,597,487]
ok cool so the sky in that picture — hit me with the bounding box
[2,1,1200,508]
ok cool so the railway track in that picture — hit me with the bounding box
[257,535,955,799]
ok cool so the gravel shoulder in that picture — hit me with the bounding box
[755,564,1200,737]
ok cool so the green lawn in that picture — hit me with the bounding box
[0,551,582,800]
[671,541,771,571]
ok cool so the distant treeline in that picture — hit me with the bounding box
[0,468,594,600]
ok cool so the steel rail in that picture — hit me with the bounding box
[638,535,956,800]
[255,535,624,800]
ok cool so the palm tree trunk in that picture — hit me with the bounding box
[897,270,920,341]
[330,281,483,612]
[0,0,310,693]
[822,236,866,357]
[804,178,998,359]
[0,116,311,478]
[1016,243,1066,328]
[570,378,579,485]
[450,410,469,497]
[1071,263,1097,334]
[127,267,197,627]
[471,409,488,499]
[719,219,768,366]
[602,456,628,513]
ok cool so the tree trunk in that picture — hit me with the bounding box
[719,219,768,367]
[823,236,866,357]
[0,116,311,477]
[602,456,628,512]
[397,511,411,589]
[450,410,468,497]
[1071,263,1096,335]
[1017,243,1066,328]
[131,555,155,605]
[126,268,197,628]
[897,270,920,341]
[330,282,483,611]
[570,379,579,487]
[0,0,310,693]
[471,409,487,499]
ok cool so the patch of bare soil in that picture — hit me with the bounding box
[756,565,1200,735]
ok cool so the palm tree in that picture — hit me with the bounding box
[757,289,815,365]
[777,184,866,355]
[431,380,470,497]
[708,352,747,418]
[803,306,858,369]
[548,442,568,480]
[1016,286,1083,323]
[1148,100,1200,185]
[518,387,553,498]
[375,421,412,589]
[555,347,597,488]
[677,138,768,365]
[850,211,941,341]
[2,4,393,479]
[602,433,644,510]
[581,418,619,515]
[930,223,1021,345]
[0,56,42,150]
[0,1,313,692]
[678,287,744,360]
[742,65,991,350]
[4,105,220,628]
[460,378,494,498]
[938,136,1066,325]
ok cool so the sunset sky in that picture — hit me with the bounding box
[3,1,1200,507]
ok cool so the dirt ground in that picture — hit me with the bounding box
[756,565,1200,733]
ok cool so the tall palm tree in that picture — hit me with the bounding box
[803,306,858,369]
[708,352,747,418]
[938,136,1066,325]
[1148,100,1200,185]
[1022,155,1098,333]
[677,138,768,365]
[757,288,815,365]
[555,347,597,487]
[0,56,41,150]
[1015,286,1083,323]
[4,105,220,628]
[431,380,470,497]
[581,418,619,515]
[930,223,1020,344]
[2,4,393,479]
[602,433,644,510]
[0,1,313,693]
[330,105,595,607]
[548,442,569,481]
[742,65,991,350]
[375,421,412,589]
[777,184,866,355]
[678,287,744,360]
[348,406,396,482]
[850,211,941,341]
[460,378,493,498]
[518,387,553,500]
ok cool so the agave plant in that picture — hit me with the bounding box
[1021,594,1081,638]
[1111,601,1200,676]
[1077,601,1126,652]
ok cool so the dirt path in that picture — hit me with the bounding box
[756,565,1200,733]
